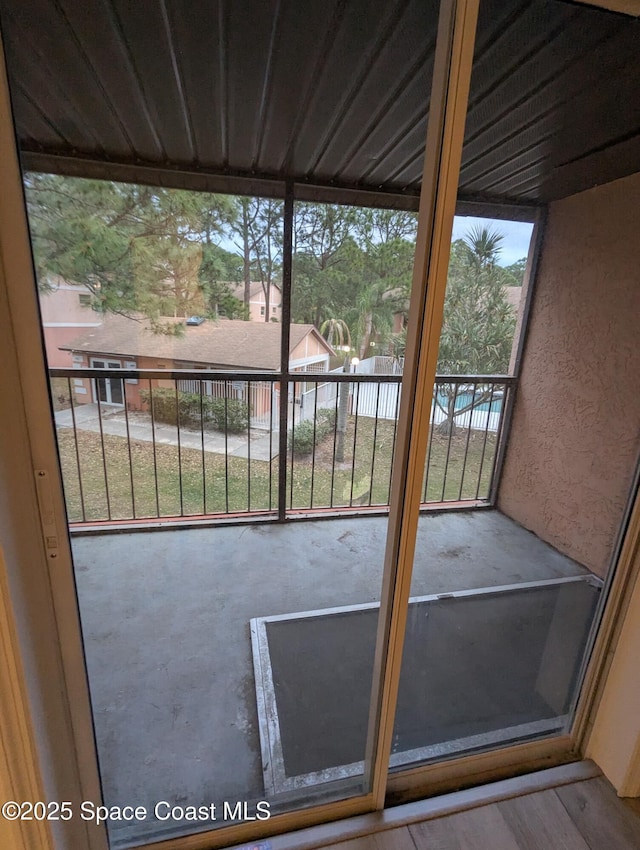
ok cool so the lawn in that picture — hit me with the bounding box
[56,415,496,523]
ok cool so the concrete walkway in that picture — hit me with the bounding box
[55,403,278,461]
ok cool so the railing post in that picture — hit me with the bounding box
[278,181,294,521]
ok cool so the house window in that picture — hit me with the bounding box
[78,293,91,307]
[260,306,265,315]
[272,306,276,313]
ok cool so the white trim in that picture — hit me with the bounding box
[42,280,91,292]
[289,354,330,370]
[90,357,125,405]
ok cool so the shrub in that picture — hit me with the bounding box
[140,388,249,433]
[289,407,336,456]
[203,397,249,433]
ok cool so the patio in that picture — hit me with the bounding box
[71,508,594,846]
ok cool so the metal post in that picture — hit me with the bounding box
[490,208,548,506]
[278,181,294,520]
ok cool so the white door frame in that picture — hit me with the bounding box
[89,358,124,406]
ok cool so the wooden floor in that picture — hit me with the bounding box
[326,777,640,850]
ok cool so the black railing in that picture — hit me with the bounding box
[49,368,514,526]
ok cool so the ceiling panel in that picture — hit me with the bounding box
[1,0,638,205]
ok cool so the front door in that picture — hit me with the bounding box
[91,359,124,405]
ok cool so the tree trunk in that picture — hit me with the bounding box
[360,311,373,359]
[242,203,251,314]
[436,394,457,436]
[264,281,270,322]
[335,360,350,463]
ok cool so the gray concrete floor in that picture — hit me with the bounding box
[71,510,588,839]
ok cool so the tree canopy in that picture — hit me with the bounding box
[26,175,259,330]
[25,176,525,372]
[437,225,517,376]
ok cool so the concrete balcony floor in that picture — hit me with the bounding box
[71,509,591,845]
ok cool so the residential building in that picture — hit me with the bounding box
[38,276,102,367]
[59,313,333,415]
[230,281,282,322]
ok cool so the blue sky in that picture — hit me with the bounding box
[451,216,533,266]
[218,212,533,268]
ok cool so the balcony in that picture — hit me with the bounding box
[71,510,597,848]
[49,367,602,848]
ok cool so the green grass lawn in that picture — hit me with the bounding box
[56,416,496,522]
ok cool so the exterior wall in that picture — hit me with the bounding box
[499,172,640,577]
[42,326,90,368]
[248,285,281,322]
[38,281,101,367]
[290,334,330,370]
[68,352,142,408]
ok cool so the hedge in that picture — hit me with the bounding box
[288,408,336,456]
[140,388,249,433]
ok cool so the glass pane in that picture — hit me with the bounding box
[95,378,107,404]
[391,578,599,766]
[22,180,421,845]
[423,215,532,504]
[109,379,124,406]
[391,0,639,774]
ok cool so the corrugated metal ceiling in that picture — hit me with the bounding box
[0,0,638,206]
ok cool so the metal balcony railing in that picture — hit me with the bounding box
[49,368,515,527]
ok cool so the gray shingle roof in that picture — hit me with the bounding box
[61,315,332,370]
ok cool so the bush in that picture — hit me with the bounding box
[289,407,336,456]
[140,388,249,433]
[203,397,249,433]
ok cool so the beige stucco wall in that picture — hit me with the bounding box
[290,333,330,368]
[499,172,640,577]
[39,281,102,367]
[248,284,282,322]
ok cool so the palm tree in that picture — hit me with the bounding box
[320,317,351,352]
[320,318,354,464]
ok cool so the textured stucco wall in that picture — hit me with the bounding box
[499,173,640,577]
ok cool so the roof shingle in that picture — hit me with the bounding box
[61,315,332,370]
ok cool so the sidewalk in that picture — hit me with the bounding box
[54,404,279,461]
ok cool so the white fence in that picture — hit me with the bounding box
[177,378,279,430]
[298,381,338,423]
[178,369,503,433]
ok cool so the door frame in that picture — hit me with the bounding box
[89,358,124,406]
[3,2,639,849]
[0,30,107,850]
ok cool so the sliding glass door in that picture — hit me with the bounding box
[3,1,637,849]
